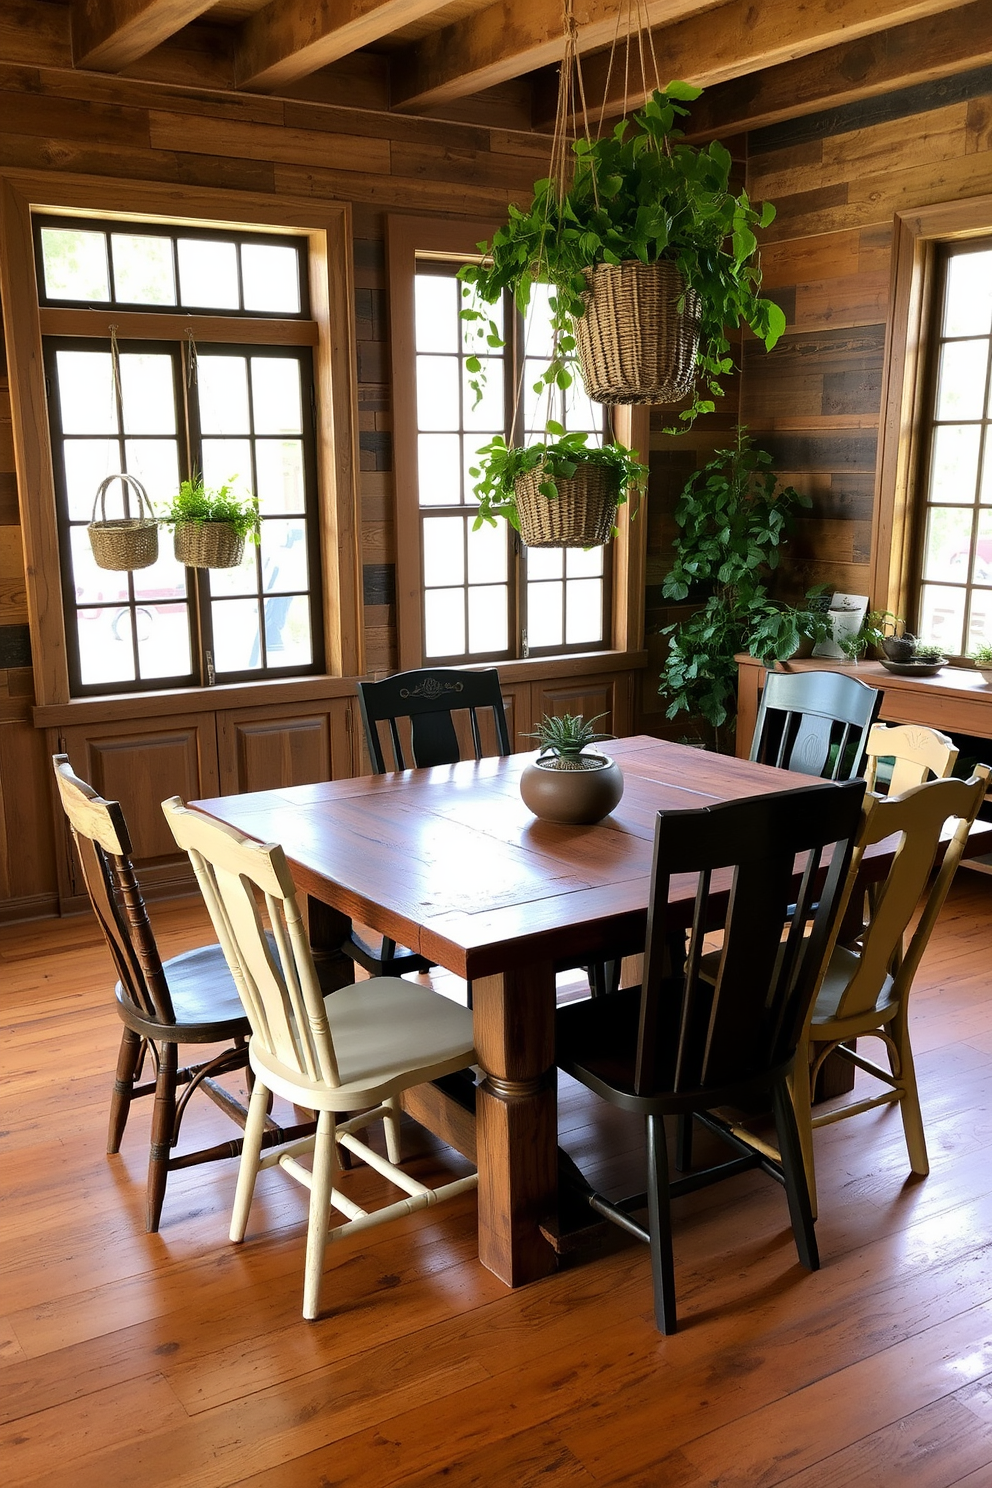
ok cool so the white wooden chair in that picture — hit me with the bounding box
[792,767,990,1217]
[863,722,959,795]
[163,796,478,1321]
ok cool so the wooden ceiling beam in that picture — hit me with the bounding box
[234,0,456,91]
[392,0,978,113]
[72,0,217,71]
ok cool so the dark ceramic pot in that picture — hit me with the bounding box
[881,633,916,662]
[519,753,624,825]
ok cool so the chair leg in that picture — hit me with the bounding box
[230,1080,270,1243]
[675,1114,693,1173]
[382,1095,402,1165]
[107,1027,144,1155]
[645,1113,678,1335]
[303,1110,337,1321]
[891,1009,929,1178]
[146,1040,178,1234]
[789,1032,818,1221]
[773,1079,819,1273]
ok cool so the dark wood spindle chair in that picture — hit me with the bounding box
[52,754,313,1231]
[555,778,867,1334]
[749,669,881,780]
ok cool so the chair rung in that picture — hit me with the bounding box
[588,1191,651,1245]
[811,1088,902,1127]
[833,1045,899,1084]
[326,1174,479,1242]
[337,1131,432,1198]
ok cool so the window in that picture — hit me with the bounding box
[914,239,992,657]
[412,261,611,665]
[37,216,322,696]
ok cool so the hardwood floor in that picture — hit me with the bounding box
[2,876,992,1487]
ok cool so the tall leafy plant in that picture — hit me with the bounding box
[659,429,828,744]
[458,82,784,428]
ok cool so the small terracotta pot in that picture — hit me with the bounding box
[519,753,624,825]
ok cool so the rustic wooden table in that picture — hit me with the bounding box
[195,735,992,1289]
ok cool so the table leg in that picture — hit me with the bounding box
[304,896,359,993]
[471,960,558,1287]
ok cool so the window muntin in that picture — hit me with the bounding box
[916,240,992,657]
[413,262,610,664]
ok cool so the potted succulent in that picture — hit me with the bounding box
[519,712,624,824]
[470,426,647,548]
[161,475,260,570]
[972,642,992,684]
[459,82,784,423]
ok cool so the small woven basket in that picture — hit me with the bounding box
[513,462,619,549]
[87,474,159,571]
[574,260,702,406]
[174,521,245,570]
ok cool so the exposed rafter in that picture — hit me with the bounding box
[392,0,978,113]
[234,0,457,91]
[72,0,217,71]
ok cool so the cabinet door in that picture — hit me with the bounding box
[217,697,355,795]
[530,672,633,740]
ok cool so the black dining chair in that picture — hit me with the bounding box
[749,669,881,780]
[555,777,867,1333]
[52,755,315,1231]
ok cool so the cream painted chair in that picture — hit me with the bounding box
[792,767,990,1217]
[863,722,959,794]
[163,796,478,1321]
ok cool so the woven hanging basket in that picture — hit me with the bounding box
[513,462,620,549]
[174,521,245,569]
[87,474,159,571]
[574,260,702,406]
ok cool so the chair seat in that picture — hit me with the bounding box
[249,976,476,1110]
[810,944,897,1031]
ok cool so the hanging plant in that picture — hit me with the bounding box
[459,81,784,425]
[469,426,647,548]
[161,476,260,570]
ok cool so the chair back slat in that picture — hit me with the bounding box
[834,769,989,1022]
[636,780,866,1098]
[52,755,175,1024]
[163,798,341,1087]
[750,669,881,781]
[359,667,511,772]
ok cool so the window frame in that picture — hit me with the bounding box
[0,172,363,712]
[872,193,992,655]
[387,214,648,673]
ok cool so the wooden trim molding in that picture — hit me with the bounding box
[0,169,364,704]
[871,192,992,620]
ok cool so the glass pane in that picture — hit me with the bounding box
[123,440,181,507]
[467,519,507,583]
[419,434,461,506]
[261,519,307,592]
[464,436,499,506]
[921,507,978,582]
[211,597,261,671]
[565,545,604,577]
[132,541,187,604]
[197,356,250,435]
[944,250,992,338]
[241,243,300,314]
[177,238,239,309]
[77,606,136,685]
[528,580,563,648]
[110,234,176,305]
[968,590,992,652]
[56,351,118,435]
[974,509,992,583]
[416,356,459,431]
[423,515,465,587]
[425,588,464,658]
[415,276,458,353]
[40,227,110,302]
[69,525,129,605]
[63,439,122,521]
[527,548,563,580]
[524,283,556,360]
[251,358,302,435]
[462,358,504,431]
[468,585,508,654]
[136,603,191,679]
[119,354,177,436]
[565,578,604,644]
[461,287,504,351]
[200,440,254,499]
[563,376,602,436]
[928,425,981,503]
[255,440,304,514]
[935,340,989,422]
[208,542,257,597]
[264,593,312,667]
[918,584,965,655]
